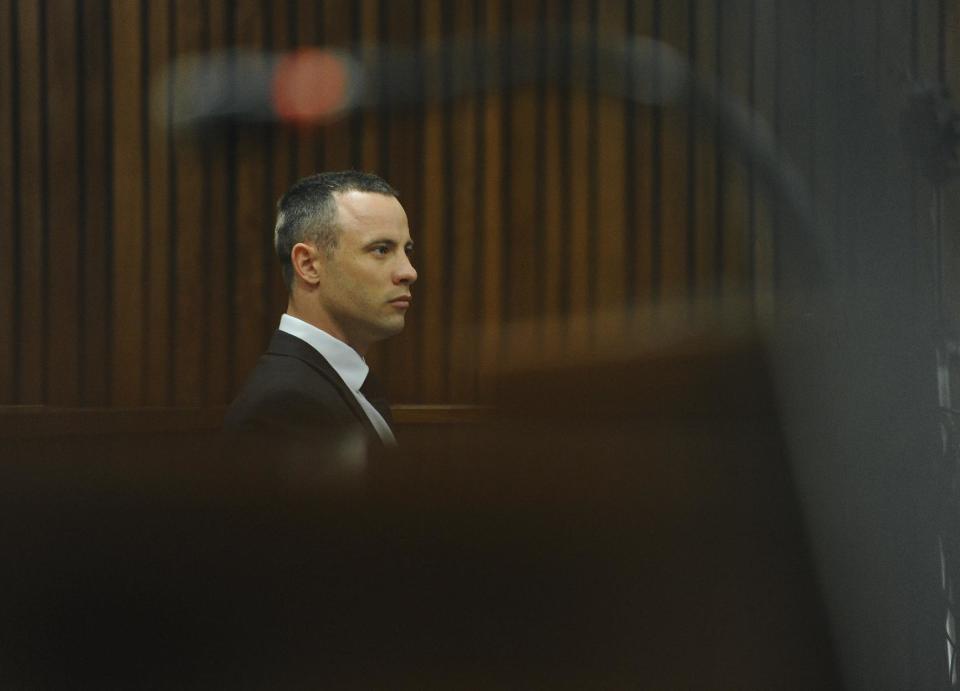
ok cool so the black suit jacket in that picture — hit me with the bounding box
[224,330,392,449]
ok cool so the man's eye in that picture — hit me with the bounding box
[373,246,389,255]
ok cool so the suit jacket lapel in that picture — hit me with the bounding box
[266,330,384,445]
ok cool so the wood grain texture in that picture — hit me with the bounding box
[419,0,446,401]
[566,0,591,350]
[659,0,691,303]
[596,0,627,326]
[231,0,269,386]
[320,0,353,170]
[16,0,44,403]
[3,0,952,408]
[0,0,14,402]
[172,0,206,406]
[46,0,81,405]
[79,0,110,405]
[503,0,539,358]
[110,0,145,405]
[628,0,655,310]
[378,0,423,403]
[477,0,502,400]
[691,0,717,305]
[204,0,232,405]
[446,0,481,402]
[144,0,172,405]
[265,0,296,345]
[538,1,565,362]
[293,0,323,178]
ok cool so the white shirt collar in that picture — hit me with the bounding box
[278,313,368,392]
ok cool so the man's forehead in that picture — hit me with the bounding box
[333,190,409,233]
[334,189,402,214]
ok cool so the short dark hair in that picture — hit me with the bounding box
[274,170,399,289]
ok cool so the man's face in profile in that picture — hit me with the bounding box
[315,190,417,352]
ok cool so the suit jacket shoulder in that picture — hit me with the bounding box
[224,331,378,442]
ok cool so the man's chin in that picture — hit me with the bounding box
[374,317,405,340]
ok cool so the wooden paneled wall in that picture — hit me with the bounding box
[0,0,956,407]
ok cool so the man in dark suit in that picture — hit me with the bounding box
[225,171,417,455]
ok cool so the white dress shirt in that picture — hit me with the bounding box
[278,314,396,446]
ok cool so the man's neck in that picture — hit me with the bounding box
[285,302,368,356]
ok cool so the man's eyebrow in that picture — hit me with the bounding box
[363,238,414,250]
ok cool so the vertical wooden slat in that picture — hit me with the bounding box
[110,0,145,405]
[265,0,294,339]
[204,0,231,404]
[223,0,239,396]
[504,0,538,354]
[79,0,110,405]
[294,0,321,179]
[138,0,152,402]
[359,0,381,171]
[347,2,363,167]
[448,0,479,402]
[380,0,421,403]
[259,0,277,345]
[596,1,626,323]
[535,0,570,357]
[419,0,445,401]
[144,0,172,405]
[648,0,663,306]
[628,0,656,311]
[659,0,691,302]
[232,0,268,386]
[46,0,81,405]
[271,0,295,184]
[566,0,591,350]
[436,0,455,398]
[320,0,352,170]
[718,0,750,298]
[541,0,564,360]
[171,0,206,405]
[0,0,14,402]
[478,0,502,399]
[691,0,717,309]
[17,0,45,403]
[311,0,328,172]
[586,0,599,326]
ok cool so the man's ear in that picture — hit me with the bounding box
[291,243,323,286]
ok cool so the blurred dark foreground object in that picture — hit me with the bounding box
[0,331,840,689]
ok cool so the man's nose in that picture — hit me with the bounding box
[395,255,417,284]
